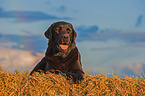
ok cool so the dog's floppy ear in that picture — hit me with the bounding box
[44,23,55,40]
[68,23,77,42]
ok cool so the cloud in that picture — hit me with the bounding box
[92,42,145,51]
[76,25,99,41]
[20,29,33,35]
[56,6,66,13]
[0,7,72,23]
[76,26,145,43]
[46,1,51,5]
[115,63,145,77]
[0,46,44,73]
[135,15,143,27]
[100,30,145,43]
[77,25,99,33]
[0,34,47,53]
[0,7,2,12]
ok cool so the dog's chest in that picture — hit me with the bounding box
[46,54,77,71]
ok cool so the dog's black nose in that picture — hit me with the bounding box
[64,35,68,38]
[62,34,68,39]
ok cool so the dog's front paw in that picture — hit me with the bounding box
[73,72,84,83]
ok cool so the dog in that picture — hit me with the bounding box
[30,21,84,82]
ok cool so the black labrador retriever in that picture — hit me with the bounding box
[30,21,84,82]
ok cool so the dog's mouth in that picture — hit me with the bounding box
[59,44,68,50]
[57,44,69,51]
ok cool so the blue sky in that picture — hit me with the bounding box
[0,0,145,35]
[0,0,145,75]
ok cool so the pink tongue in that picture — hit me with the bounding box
[59,45,68,50]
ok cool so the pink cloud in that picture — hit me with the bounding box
[0,47,44,73]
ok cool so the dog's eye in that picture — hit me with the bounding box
[56,29,59,33]
[67,28,71,33]
[56,28,60,33]
[56,27,62,33]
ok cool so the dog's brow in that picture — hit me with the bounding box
[56,27,59,29]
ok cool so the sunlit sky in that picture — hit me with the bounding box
[0,0,145,75]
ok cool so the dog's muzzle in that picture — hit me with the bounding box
[57,34,70,51]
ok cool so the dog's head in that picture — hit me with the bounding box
[45,21,77,51]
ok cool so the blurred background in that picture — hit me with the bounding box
[0,0,145,77]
